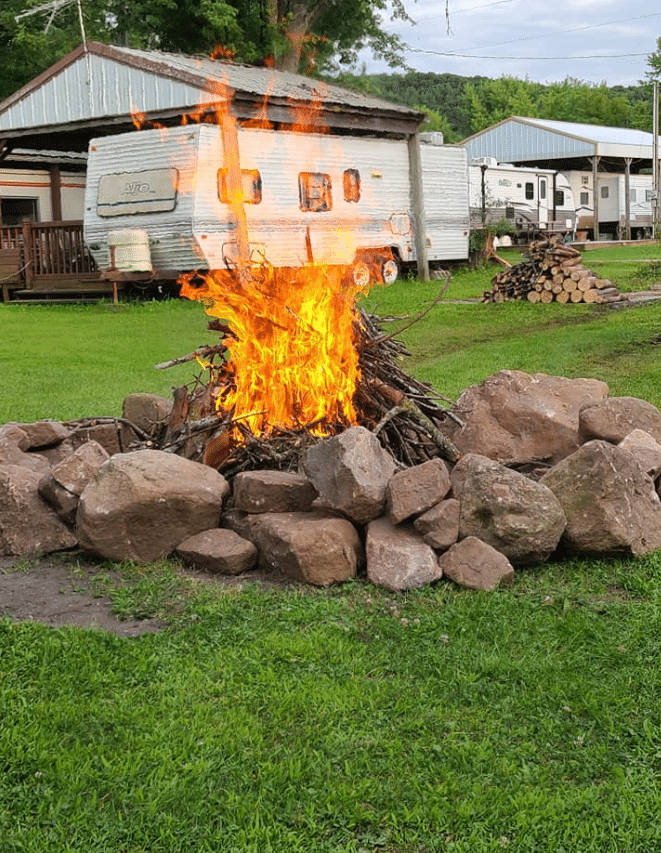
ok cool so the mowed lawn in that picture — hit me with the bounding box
[3,245,661,851]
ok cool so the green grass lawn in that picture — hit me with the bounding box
[4,246,661,851]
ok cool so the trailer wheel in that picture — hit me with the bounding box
[351,261,371,288]
[381,257,399,285]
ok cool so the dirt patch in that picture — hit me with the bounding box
[0,554,167,637]
[0,552,297,636]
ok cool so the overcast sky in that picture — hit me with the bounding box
[360,0,660,87]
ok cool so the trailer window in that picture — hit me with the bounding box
[218,169,262,204]
[505,206,515,219]
[539,180,546,199]
[600,185,610,199]
[343,169,360,203]
[525,182,534,200]
[299,172,332,212]
[630,189,637,202]
[0,197,39,225]
[580,192,589,206]
[554,190,565,206]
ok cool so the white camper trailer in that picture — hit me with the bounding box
[565,170,654,240]
[83,124,469,289]
[468,159,576,241]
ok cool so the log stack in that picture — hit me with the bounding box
[482,235,623,305]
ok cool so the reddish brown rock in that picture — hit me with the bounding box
[450,370,609,464]
[618,429,661,479]
[14,420,71,449]
[302,426,397,524]
[38,440,110,525]
[0,424,50,473]
[579,397,661,445]
[122,393,173,436]
[451,453,566,565]
[175,528,258,575]
[223,510,361,586]
[366,516,443,591]
[439,537,515,591]
[386,458,451,524]
[541,440,661,556]
[76,449,230,562]
[0,464,77,556]
[233,470,317,513]
[413,498,460,551]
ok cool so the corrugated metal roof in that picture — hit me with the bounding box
[517,117,654,147]
[0,41,422,138]
[462,116,658,165]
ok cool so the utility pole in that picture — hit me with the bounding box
[654,81,660,239]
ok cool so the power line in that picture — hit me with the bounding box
[409,49,651,61]
[426,11,661,56]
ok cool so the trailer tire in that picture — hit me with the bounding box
[381,257,400,285]
[350,261,371,288]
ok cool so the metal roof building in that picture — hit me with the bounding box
[462,116,660,239]
[0,41,424,160]
[462,116,657,172]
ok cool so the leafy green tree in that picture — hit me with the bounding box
[646,36,661,81]
[463,76,540,134]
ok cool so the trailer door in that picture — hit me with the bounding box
[538,176,548,225]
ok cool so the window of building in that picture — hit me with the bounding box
[539,180,546,199]
[217,169,262,204]
[299,172,332,212]
[581,175,589,186]
[647,189,656,202]
[1,197,39,225]
[580,191,589,206]
[554,190,565,206]
[505,206,515,219]
[343,169,360,203]
[630,189,637,202]
[600,185,610,199]
[525,182,534,200]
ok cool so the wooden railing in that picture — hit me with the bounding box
[0,220,99,286]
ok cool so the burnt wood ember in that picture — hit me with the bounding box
[154,303,461,473]
[482,234,623,305]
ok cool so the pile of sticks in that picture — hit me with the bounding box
[482,235,623,305]
[153,299,461,475]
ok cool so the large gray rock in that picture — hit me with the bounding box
[450,370,609,464]
[302,426,397,524]
[451,453,566,565]
[76,449,230,562]
[413,498,460,551]
[223,510,361,586]
[233,469,317,513]
[579,397,661,445]
[540,440,661,556]
[175,528,258,575]
[386,458,451,524]
[366,516,443,591]
[0,464,77,556]
[439,536,515,591]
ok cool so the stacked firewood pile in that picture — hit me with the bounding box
[482,235,622,305]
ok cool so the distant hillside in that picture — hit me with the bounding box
[329,71,653,142]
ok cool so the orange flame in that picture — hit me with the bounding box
[180,264,367,436]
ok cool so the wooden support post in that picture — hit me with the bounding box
[592,154,600,241]
[49,165,62,222]
[407,132,430,282]
[219,105,251,275]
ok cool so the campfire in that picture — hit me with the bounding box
[132,75,462,474]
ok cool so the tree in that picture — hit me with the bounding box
[0,0,420,99]
[646,36,661,81]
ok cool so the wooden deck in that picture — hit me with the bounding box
[1,220,119,302]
